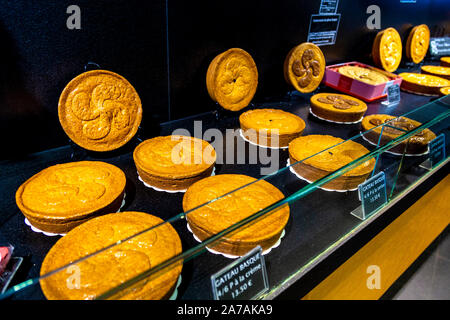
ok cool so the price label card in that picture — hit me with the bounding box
[352,172,387,220]
[319,0,339,14]
[430,37,450,56]
[211,246,269,300]
[382,83,400,106]
[307,14,341,46]
[429,133,446,168]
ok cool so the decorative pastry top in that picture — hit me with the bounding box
[406,24,430,64]
[421,65,450,78]
[338,65,390,85]
[440,56,450,67]
[362,114,436,144]
[183,174,289,242]
[372,27,402,72]
[58,70,142,152]
[398,72,450,87]
[239,109,305,135]
[284,42,325,93]
[310,93,367,112]
[40,211,182,300]
[440,87,450,95]
[206,48,258,111]
[133,135,216,178]
[289,135,375,176]
[16,161,126,220]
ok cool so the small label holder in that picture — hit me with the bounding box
[211,246,269,300]
[319,0,339,15]
[351,171,388,220]
[382,82,400,106]
[307,13,341,46]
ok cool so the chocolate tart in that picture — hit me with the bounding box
[239,109,305,148]
[134,135,216,191]
[310,93,367,123]
[361,114,436,155]
[40,211,182,300]
[58,70,142,152]
[441,57,450,68]
[398,72,450,96]
[284,42,325,93]
[206,48,258,111]
[289,135,375,191]
[405,24,430,64]
[337,65,390,86]
[16,161,126,234]
[421,65,450,80]
[183,174,289,256]
[372,27,402,72]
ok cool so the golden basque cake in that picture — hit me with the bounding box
[16,161,126,234]
[421,65,450,80]
[398,72,450,96]
[440,87,450,96]
[310,93,368,123]
[239,109,306,148]
[362,114,436,155]
[405,24,430,64]
[183,174,289,256]
[284,42,325,93]
[372,27,402,72]
[40,211,182,300]
[206,48,258,111]
[134,135,216,191]
[58,70,142,152]
[337,65,390,85]
[289,135,375,191]
[441,57,450,68]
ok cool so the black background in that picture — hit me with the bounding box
[0,0,449,158]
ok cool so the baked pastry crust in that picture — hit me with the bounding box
[337,65,390,85]
[399,72,450,96]
[206,48,258,111]
[440,87,450,96]
[289,135,375,191]
[134,135,216,191]
[183,174,289,256]
[310,93,367,123]
[440,57,450,67]
[372,27,402,72]
[239,109,305,147]
[40,211,182,300]
[405,24,430,64]
[16,161,126,234]
[284,42,325,93]
[421,65,450,80]
[361,114,436,155]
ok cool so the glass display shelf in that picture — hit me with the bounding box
[0,90,448,300]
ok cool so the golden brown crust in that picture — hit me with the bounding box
[405,25,430,64]
[58,70,142,152]
[421,65,450,80]
[133,135,216,191]
[283,42,325,93]
[337,65,390,86]
[183,174,289,256]
[440,86,450,96]
[40,211,182,300]
[16,161,126,233]
[239,109,305,147]
[399,72,450,96]
[310,93,367,123]
[206,48,258,111]
[361,114,436,154]
[288,135,375,191]
[372,28,402,72]
[440,57,450,67]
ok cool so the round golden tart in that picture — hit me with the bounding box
[440,87,450,96]
[398,72,450,96]
[40,211,182,300]
[284,42,326,93]
[239,109,306,148]
[58,70,143,152]
[289,135,375,191]
[134,135,216,191]
[183,174,289,256]
[337,65,390,85]
[16,161,126,234]
[372,27,402,72]
[441,57,450,68]
[361,114,436,155]
[310,93,367,123]
[421,65,450,80]
[405,24,430,64]
[206,48,258,111]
